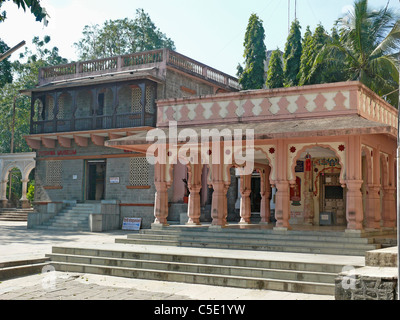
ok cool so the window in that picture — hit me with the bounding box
[129,157,149,186]
[45,161,62,187]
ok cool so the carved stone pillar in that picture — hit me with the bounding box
[239,174,252,224]
[365,184,381,229]
[211,181,228,227]
[382,187,396,228]
[274,180,291,229]
[153,181,169,226]
[346,180,364,230]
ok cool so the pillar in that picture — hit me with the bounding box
[382,154,396,228]
[20,179,29,201]
[211,181,228,226]
[239,174,252,224]
[365,185,381,229]
[153,181,169,225]
[345,136,364,230]
[0,179,7,201]
[274,181,291,229]
[187,163,202,225]
[273,140,291,230]
[153,162,171,226]
[260,167,271,224]
[382,187,396,228]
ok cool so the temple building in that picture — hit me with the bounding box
[23,49,397,233]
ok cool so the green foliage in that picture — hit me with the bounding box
[0,38,12,86]
[266,49,284,89]
[283,20,302,87]
[239,13,267,90]
[0,0,47,23]
[0,36,67,154]
[74,9,176,60]
[27,181,35,202]
[298,24,341,85]
[317,0,399,107]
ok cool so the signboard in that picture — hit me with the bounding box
[122,217,142,231]
[110,177,120,184]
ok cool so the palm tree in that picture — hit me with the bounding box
[317,0,400,107]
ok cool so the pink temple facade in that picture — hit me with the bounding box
[107,81,397,232]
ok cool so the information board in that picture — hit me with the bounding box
[122,217,142,231]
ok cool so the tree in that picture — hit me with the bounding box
[0,0,47,23]
[298,24,331,85]
[266,49,284,89]
[74,9,175,60]
[239,13,267,90]
[319,0,400,106]
[0,38,12,86]
[283,19,302,87]
[0,36,67,153]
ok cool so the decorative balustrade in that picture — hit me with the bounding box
[39,49,239,91]
[156,81,398,133]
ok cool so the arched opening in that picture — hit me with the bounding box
[6,167,22,207]
[57,92,73,132]
[291,145,346,226]
[75,90,94,131]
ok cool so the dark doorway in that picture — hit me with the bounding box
[86,160,106,201]
[250,176,261,212]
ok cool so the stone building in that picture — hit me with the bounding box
[23,48,397,234]
[23,49,239,230]
[107,81,397,232]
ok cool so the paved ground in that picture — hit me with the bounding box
[0,221,346,301]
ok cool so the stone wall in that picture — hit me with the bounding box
[335,247,398,300]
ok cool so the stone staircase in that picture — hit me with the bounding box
[114,226,391,256]
[0,208,32,221]
[34,203,94,231]
[46,244,364,296]
[0,258,51,281]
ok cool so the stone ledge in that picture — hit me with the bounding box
[335,266,398,300]
[365,247,398,267]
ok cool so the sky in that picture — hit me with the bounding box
[1,0,400,77]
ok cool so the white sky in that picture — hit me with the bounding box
[1,0,399,77]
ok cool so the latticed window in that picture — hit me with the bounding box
[46,95,55,120]
[145,86,155,114]
[129,157,149,186]
[57,95,65,119]
[45,160,62,186]
[131,86,142,113]
[33,99,44,121]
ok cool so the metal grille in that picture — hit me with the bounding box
[129,157,149,186]
[47,96,54,120]
[45,160,62,186]
[145,86,155,114]
[131,87,142,113]
[57,95,65,119]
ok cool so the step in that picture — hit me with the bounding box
[50,246,350,273]
[133,231,375,245]
[115,237,376,256]
[0,258,50,281]
[125,234,379,251]
[46,246,345,295]
[47,253,337,284]
[49,261,334,295]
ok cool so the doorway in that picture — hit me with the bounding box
[85,160,106,201]
[320,173,346,225]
